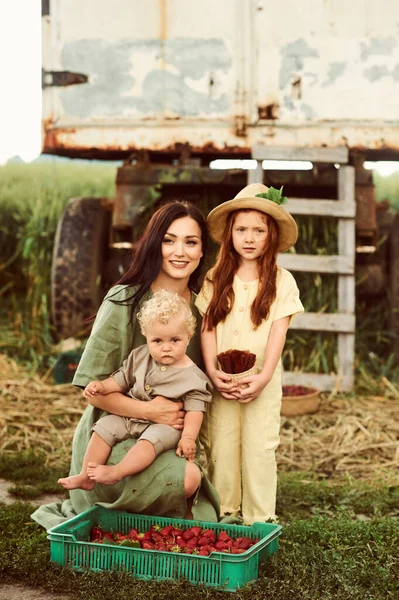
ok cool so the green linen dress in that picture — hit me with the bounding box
[31,285,220,529]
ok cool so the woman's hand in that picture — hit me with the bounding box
[146,396,185,430]
[209,369,240,400]
[83,380,105,399]
[234,373,270,403]
[176,437,197,462]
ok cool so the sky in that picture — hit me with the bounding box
[0,0,42,164]
[0,0,398,175]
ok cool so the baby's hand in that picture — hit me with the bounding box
[176,437,197,462]
[83,380,105,399]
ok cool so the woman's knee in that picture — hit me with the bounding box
[184,462,201,498]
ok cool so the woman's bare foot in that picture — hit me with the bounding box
[87,462,123,485]
[58,473,95,491]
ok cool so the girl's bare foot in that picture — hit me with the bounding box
[58,474,95,491]
[87,462,123,485]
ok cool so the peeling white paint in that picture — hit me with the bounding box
[42,0,399,155]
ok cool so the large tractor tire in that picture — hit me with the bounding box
[51,197,111,340]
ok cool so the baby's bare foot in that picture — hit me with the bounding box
[87,462,122,485]
[58,474,95,491]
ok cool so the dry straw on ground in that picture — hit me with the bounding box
[0,355,84,467]
[1,354,398,478]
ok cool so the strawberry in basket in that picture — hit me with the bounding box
[217,350,257,386]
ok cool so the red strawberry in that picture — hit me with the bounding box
[217,531,232,543]
[150,524,161,533]
[198,549,209,556]
[202,529,216,543]
[215,541,227,551]
[184,548,193,554]
[170,527,183,536]
[189,526,202,537]
[164,536,175,545]
[226,540,233,549]
[175,536,187,548]
[181,530,196,541]
[238,537,253,550]
[186,538,198,549]
[143,531,152,541]
[142,541,154,550]
[197,536,210,547]
[231,548,245,554]
[103,532,115,542]
[90,527,104,541]
[154,543,167,551]
[159,525,174,537]
[128,528,139,539]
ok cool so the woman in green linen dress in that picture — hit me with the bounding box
[32,201,220,529]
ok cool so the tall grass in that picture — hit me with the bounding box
[373,171,399,210]
[0,161,116,367]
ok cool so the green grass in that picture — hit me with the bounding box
[374,172,399,210]
[0,451,65,499]
[3,450,398,518]
[0,462,398,599]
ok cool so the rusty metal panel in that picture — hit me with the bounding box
[42,0,399,158]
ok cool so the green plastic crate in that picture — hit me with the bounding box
[47,507,281,592]
[53,350,82,384]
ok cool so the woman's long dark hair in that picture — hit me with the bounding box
[109,201,208,319]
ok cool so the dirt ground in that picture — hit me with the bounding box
[0,479,64,506]
[0,584,70,600]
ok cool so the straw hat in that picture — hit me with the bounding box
[207,183,298,252]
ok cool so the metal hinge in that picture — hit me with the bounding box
[42,69,88,88]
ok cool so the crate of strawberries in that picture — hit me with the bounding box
[47,506,281,592]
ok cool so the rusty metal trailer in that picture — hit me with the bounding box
[42,0,399,390]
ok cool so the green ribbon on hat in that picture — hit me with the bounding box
[255,186,288,205]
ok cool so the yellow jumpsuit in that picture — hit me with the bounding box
[196,267,304,524]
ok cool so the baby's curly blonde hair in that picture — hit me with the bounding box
[137,289,196,336]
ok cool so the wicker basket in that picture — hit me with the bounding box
[219,366,258,388]
[281,387,320,417]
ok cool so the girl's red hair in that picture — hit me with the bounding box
[205,210,279,330]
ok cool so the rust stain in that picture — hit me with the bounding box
[234,115,247,137]
[42,129,251,159]
[44,127,78,150]
[42,127,399,161]
[258,104,279,120]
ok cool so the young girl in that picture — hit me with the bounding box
[196,183,304,525]
[58,289,212,491]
